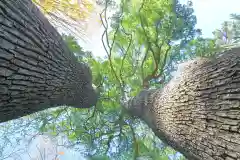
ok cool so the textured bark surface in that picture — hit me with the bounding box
[0,0,97,123]
[127,48,240,160]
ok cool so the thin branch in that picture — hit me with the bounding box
[100,1,123,87]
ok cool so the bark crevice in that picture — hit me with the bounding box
[127,48,240,160]
[0,0,97,123]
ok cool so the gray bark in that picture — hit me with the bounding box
[126,48,240,160]
[0,0,97,123]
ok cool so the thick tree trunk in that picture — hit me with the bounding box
[126,48,240,160]
[0,0,97,123]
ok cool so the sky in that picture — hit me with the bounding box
[80,0,240,57]
[190,0,240,37]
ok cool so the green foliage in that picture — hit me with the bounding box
[62,34,93,59]
[63,34,83,53]
[182,37,221,58]
[105,0,201,90]
[35,0,224,160]
[87,155,110,160]
[213,13,240,45]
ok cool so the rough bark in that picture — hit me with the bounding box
[126,48,240,160]
[0,0,97,123]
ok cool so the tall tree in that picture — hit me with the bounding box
[2,0,239,160]
[0,0,97,123]
[96,0,239,159]
[125,47,240,160]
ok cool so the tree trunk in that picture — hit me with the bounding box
[126,48,240,160]
[0,0,97,123]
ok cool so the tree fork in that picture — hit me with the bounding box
[0,0,97,123]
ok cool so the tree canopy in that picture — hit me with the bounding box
[0,0,238,160]
[32,0,97,40]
